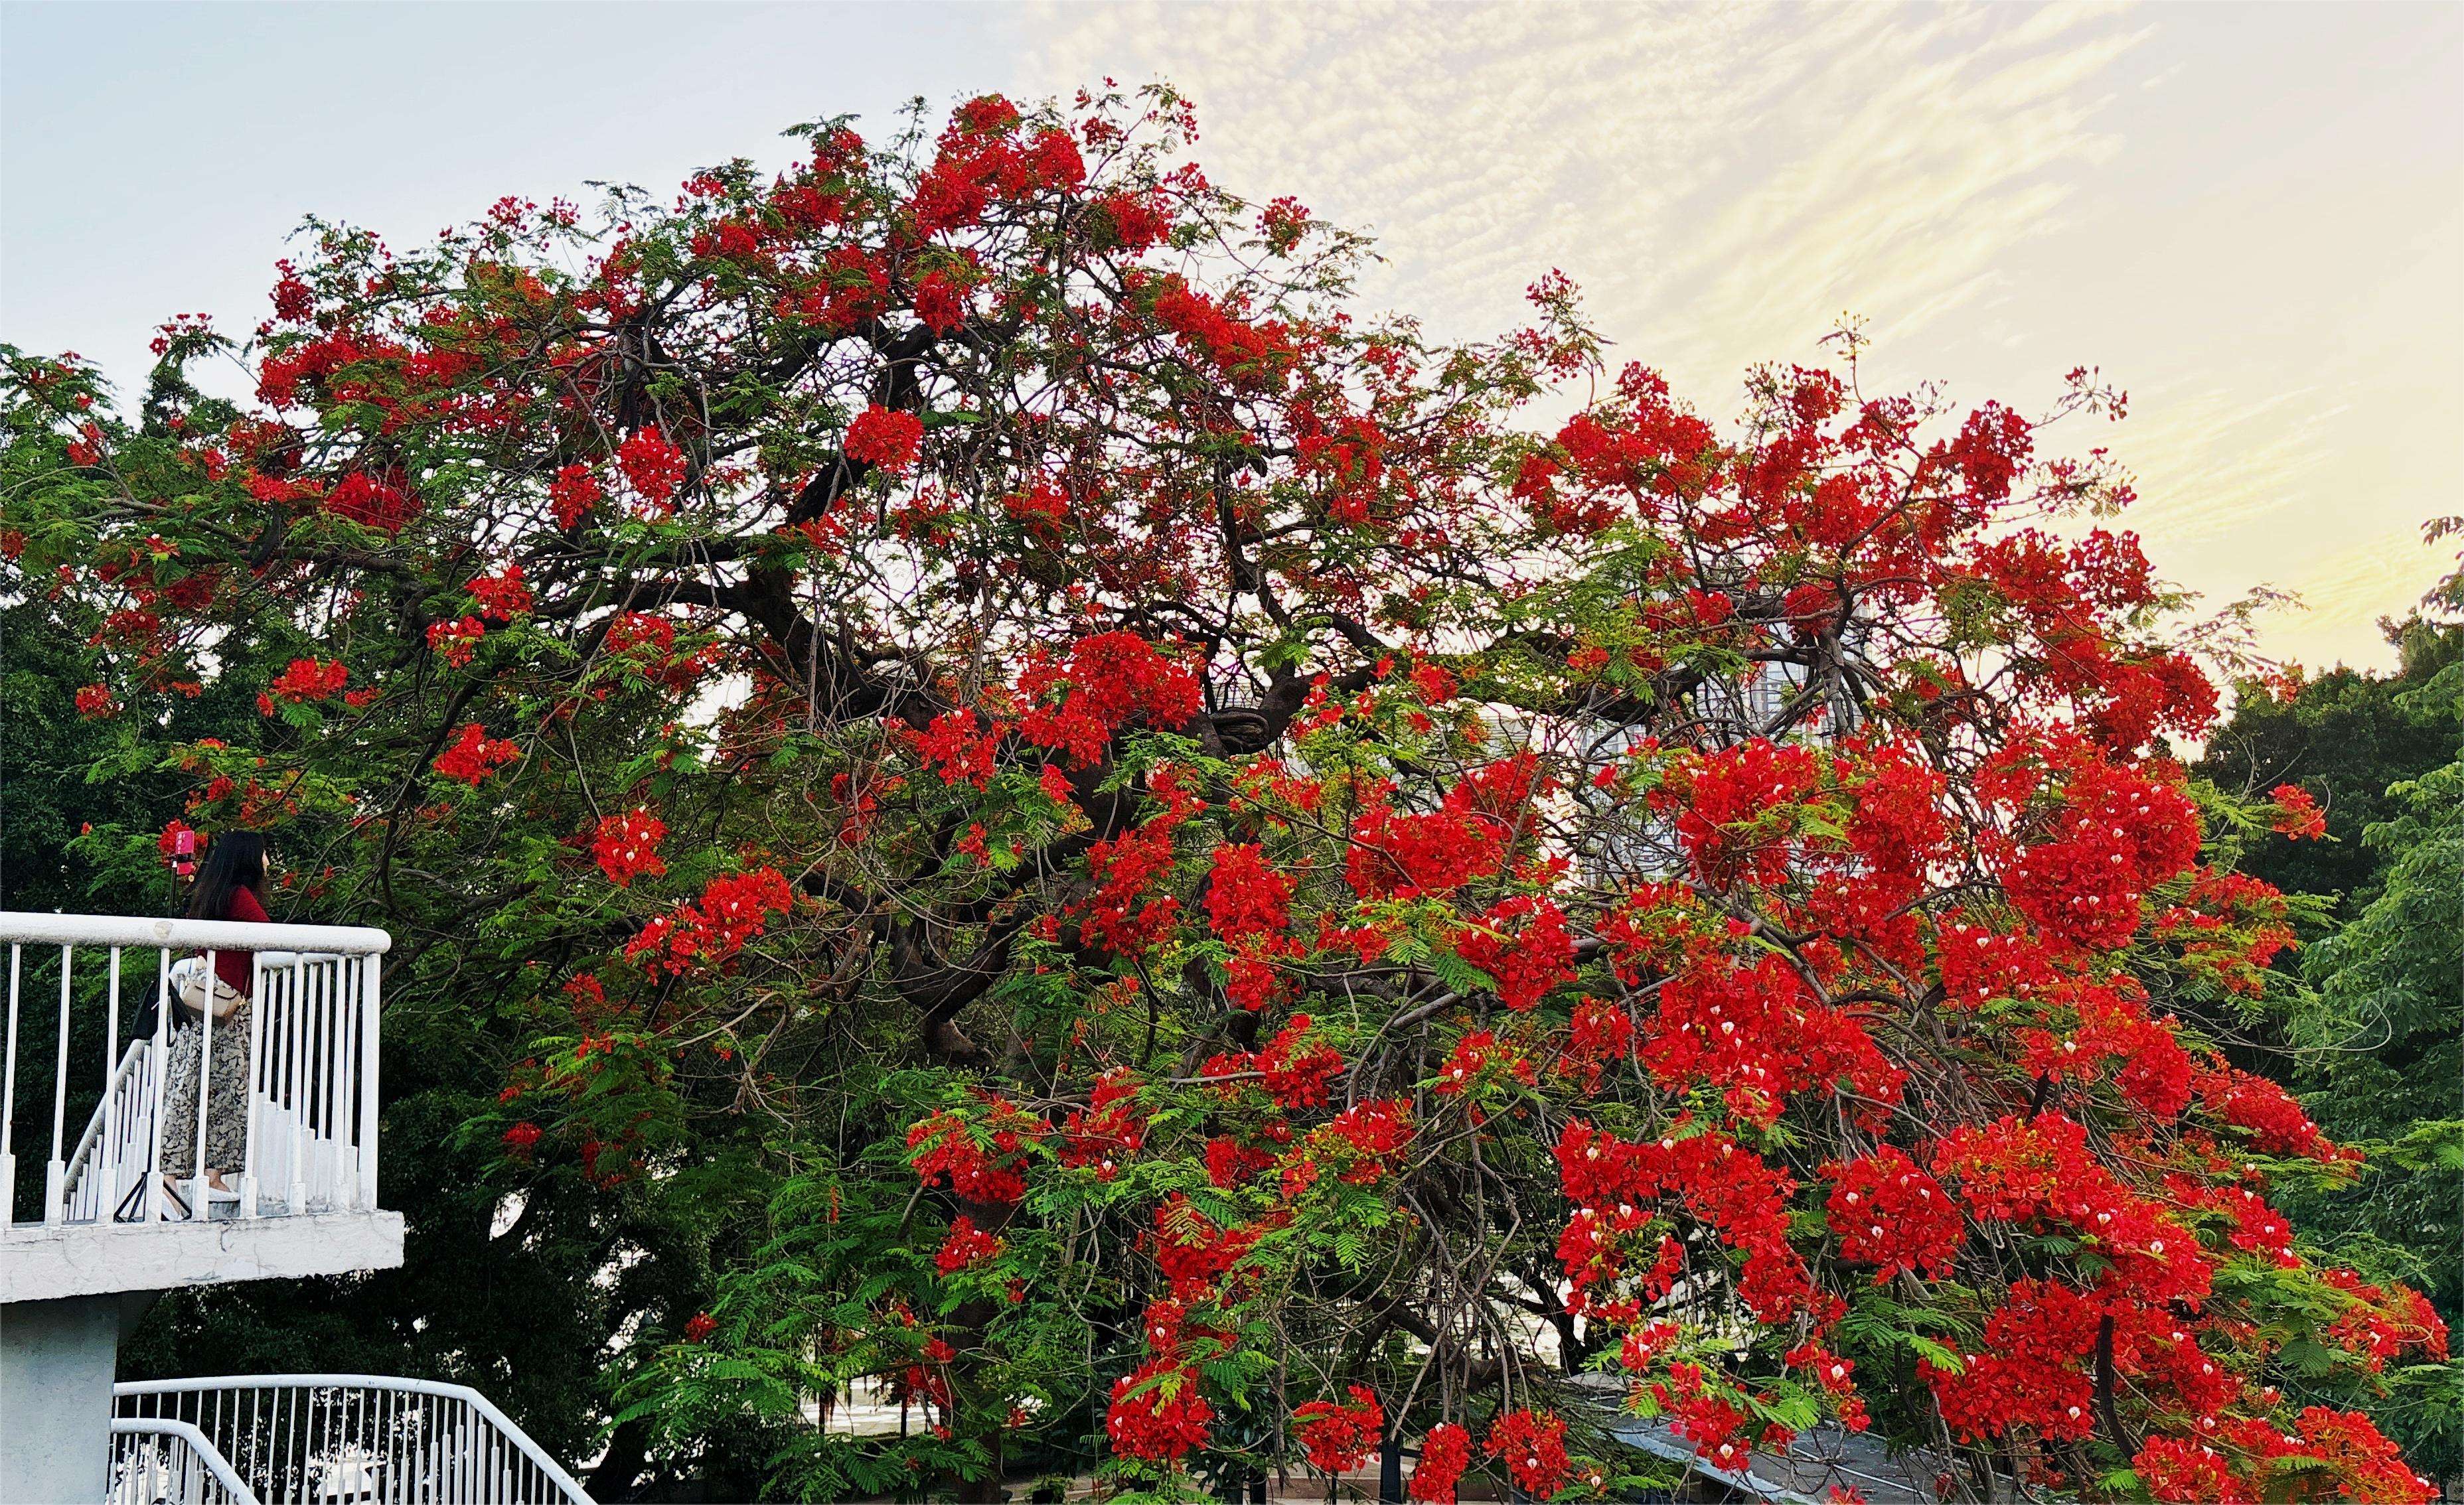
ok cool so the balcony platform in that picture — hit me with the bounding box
[0,1206,404,1304]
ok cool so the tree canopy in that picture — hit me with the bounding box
[3,86,2451,1505]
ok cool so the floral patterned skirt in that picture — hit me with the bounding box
[159,1005,252,1175]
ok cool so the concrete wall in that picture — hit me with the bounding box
[0,1293,149,1504]
[0,1210,404,1305]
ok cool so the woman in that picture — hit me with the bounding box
[157,831,272,1216]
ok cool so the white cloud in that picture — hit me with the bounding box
[1011,0,2463,670]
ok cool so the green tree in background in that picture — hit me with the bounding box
[2199,574,2464,1479]
[2198,617,2461,921]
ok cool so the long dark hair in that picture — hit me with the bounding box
[185,831,268,922]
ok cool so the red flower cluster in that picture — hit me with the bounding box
[548,464,601,530]
[1409,1423,1472,1504]
[1312,1099,1415,1183]
[2219,1407,2433,1505]
[1641,953,1899,1129]
[907,95,1083,239]
[906,1101,1042,1205]
[2268,782,2327,839]
[1018,631,1202,764]
[624,867,795,975]
[1205,843,1292,940]
[844,405,925,474]
[914,267,970,334]
[1150,1195,1258,1300]
[1482,1409,1570,1498]
[1208,843,1299,1011]
[268,658,348,702]
[469,563,532,621]
[2195,1064,2333,1159]
[2131,1437,2236,1504]
[1079,822,1181,959]
[1253,1015,1344,1110]
[1925,1277,2100,1443]
[428,616,485,668]
[1059,1070,1145,1181]
[617,428,686,511]
[435,722,519,785]
[325,471,419,534]
[591,808,666,887]
[1997,747,2200,950]
[1932,1113,2206,1303]
[1346,796,1507,898]
[1149,277,1298,393]
[934,1214,1003,1273]
[1654,739,1822,889]
[2321,1268,2450,1372]
[911,709,1004,788]
[1433,1028,1535,1096]
[1452,895,1575,1011]
[1292,1386,1382,1472]
[1556,1120,1808,1322]
[1106,1358,1212,1463]
[1823,1146,1961,1281]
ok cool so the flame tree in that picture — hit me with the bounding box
[3,86,2447,1504]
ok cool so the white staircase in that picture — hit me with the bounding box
[114,1376,593,1505]
[108,1418,262,1505]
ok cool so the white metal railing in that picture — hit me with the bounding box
[0,911,390,1232]
[115,1376,593,1505]
[109,1418,264,1505]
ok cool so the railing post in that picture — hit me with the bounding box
[3,942,21,1232]
[145,948,171,1222]
[194,950,216,1195]
[45,943,71,1224]
[240,954,267,1218]
[358,955,380,1213]
[100,946,123,1226]
[289,955,308,1217]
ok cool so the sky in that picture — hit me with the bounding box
[5,1,2458,672]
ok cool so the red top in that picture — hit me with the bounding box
[208,885,271,996]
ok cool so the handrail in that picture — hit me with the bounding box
[117,1375,593,1504]
[60,1036,148,1183]
[8,917,387,1231]
[0,910,392,956]
[110,1417,263,1505]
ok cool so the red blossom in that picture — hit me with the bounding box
[1410,1423,1472,1504]
[428,616,485,668]
[845,405,925,474]
[434,723,519,786]
[268,658,348,703]
[2269,782,2326,839]
[1483,1409,1569,1498]
[1206,843,1292,942]
[1106,1358,1212,1463]
[549,464,602,530]
[1292,1386,1383,1473]
[625,867,795,976]
[934,1214,1004,1274]
[1018,632,1203,765]
[591,808,666,887]
[617,428,686,510]
[469,564,533,622]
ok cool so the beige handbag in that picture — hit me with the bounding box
[169,956,246,1021]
